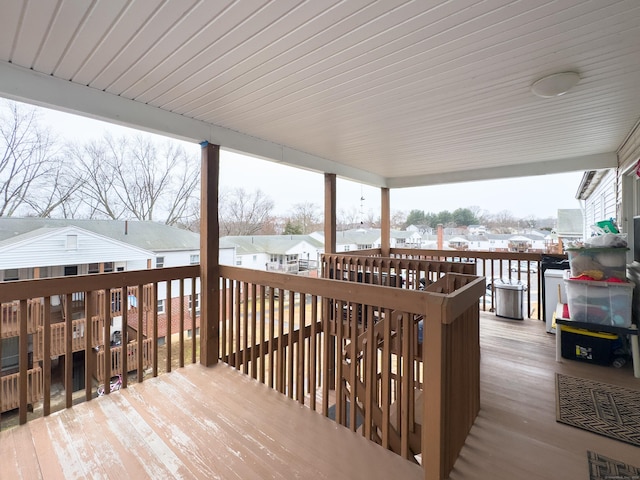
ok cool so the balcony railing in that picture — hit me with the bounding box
[0,266,199,421]
[346,247,562,318]
[1,259,485,480]
[219,262,485,479]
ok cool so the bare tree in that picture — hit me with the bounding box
[25,155,85,217]
[286,201,322,234]
[219,187,275,236]
[70,134,199,224]
[337,206,362,230]
[68,138,127,219]
[0,101,62,216]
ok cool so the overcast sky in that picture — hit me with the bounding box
[36,104,584,220]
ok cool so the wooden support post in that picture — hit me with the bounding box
[324,173,337,390]
[324,173,337,255]
[422,303,446,480]
[200,142,220,366]
[381,187,390,257]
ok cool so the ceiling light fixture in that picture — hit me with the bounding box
[531,71,580,98]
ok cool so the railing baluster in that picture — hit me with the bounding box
[179,279,184,369]
[102,289,110,396]
[259,285,266,384]
[276,290,284,393]
[250,283,257,380]
[19,299,28,424]
[84,292,92,401]
[166,280,172,374]
[137,284,144,383]
[297,293,305,404]
[121,286,128,389]
[287,290,295,399]
[268,287,275,389]
[43,297,51,415]
[152,282,158,378]
[309,295,318,411]
[191,277,197,365]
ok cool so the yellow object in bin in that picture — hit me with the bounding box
[559,324,618,340]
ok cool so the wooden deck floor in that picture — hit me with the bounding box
[1,313,639,479]
[0,362,423,479]
[450,313,640,479]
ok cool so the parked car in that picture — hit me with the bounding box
[510,261,538,273]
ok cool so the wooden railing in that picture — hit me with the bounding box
[2,260,483,479]
[96,339,154,382]
[1,299,43,338]
[343,248,564,319]
[0,266,199,420]
[1,367,42,413]
[32,316,105,361]
[219,264,484,480]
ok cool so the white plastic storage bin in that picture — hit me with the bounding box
[563,271,634,327]
[566,247,628,280]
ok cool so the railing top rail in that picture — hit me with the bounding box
[220,265,482,316]
[0,265,199,303]
[389,248,564,261]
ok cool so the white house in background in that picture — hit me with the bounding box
[468,225,488,235]
[220,235,324,274]
[0,218,202,341]
[316,228,423,253]
[0,224,154,280]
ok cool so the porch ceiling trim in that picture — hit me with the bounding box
[0,61,387,188]
[386,153,618,188]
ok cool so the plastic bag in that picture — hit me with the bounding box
[585,232,628,248]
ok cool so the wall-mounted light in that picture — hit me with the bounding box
[531,72,580,98]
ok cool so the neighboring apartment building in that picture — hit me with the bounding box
[0,218,201,383]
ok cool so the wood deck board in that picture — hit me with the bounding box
[1,362,422,479]
[2,313,640,479]
[449,313,640,479]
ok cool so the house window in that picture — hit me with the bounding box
[157,299,165,313]
[270,254,278,262]
[236,258,242,266]
[156,257,165,268]
[253,255,257,261]
[4,268,19,281]
[189,254,199,265]
[88,263,100,274]
[111,291,122,313]
[103,262,114,273]
[188,294,200,312]
[344,246,350,252]
[66,234,78,250]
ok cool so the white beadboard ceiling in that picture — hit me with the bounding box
[1,0,639,188]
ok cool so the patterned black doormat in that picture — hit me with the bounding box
[556,374,640,447]
[588,451,640,480]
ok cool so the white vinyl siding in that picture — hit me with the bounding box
[583,169,616,237]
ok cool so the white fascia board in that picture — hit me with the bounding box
[387,153,619,188]
[0,61,386,188]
